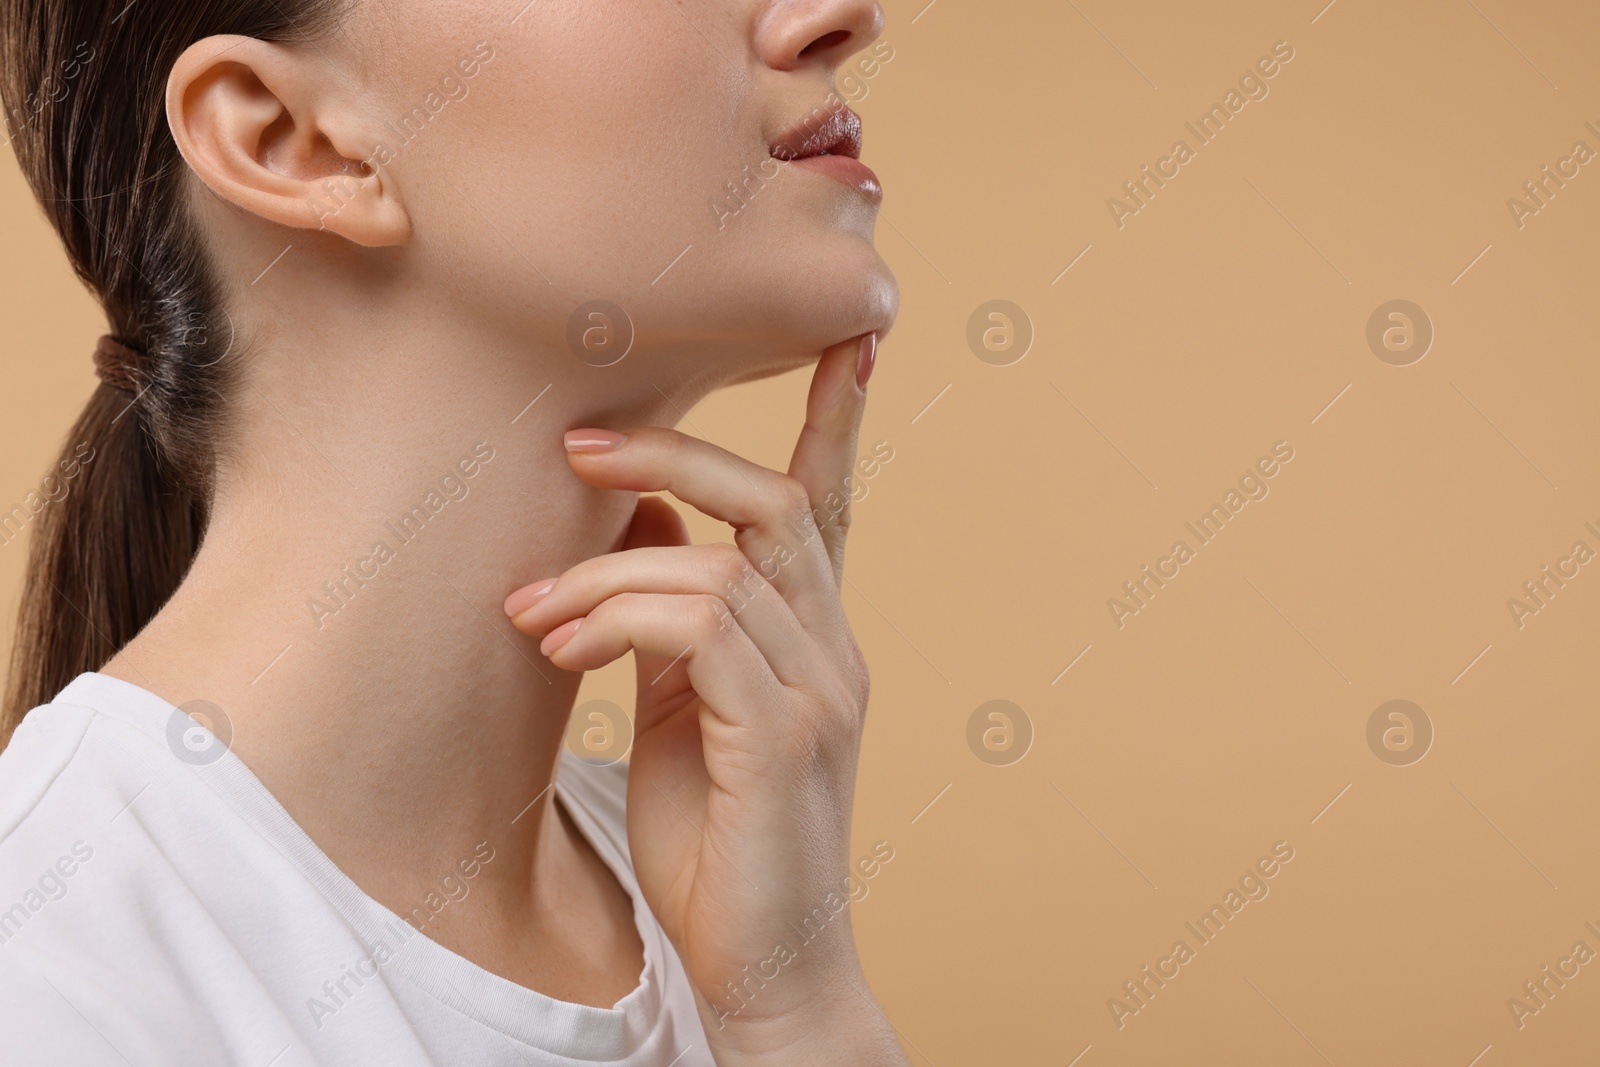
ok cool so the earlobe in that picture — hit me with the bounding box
[165,35,410,248]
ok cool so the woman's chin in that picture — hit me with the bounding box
[722,354,817,387]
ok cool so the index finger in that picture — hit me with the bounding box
[788,331,875,584]
[562,426,844,636]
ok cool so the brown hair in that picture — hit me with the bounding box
[0,0,347,742]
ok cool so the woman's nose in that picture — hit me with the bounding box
[753,0,885,73]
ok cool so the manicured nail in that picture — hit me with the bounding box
[564,429,627,453]
[504,578,557,618]
[854,332,877,391]
[540,617,582,656]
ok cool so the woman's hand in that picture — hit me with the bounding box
[506,333,909,1065]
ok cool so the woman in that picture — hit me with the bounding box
[0,0,906,1063]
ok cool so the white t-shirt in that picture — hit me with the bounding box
[0,672,714,1066]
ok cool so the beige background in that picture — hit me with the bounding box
[7,0,1600,1062]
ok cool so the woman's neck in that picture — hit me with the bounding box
[100,316,711,917]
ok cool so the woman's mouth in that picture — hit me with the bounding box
[769,103,882,204]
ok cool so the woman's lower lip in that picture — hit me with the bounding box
[784,154,883,203]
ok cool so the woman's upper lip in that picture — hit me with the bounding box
[769,103,863,161]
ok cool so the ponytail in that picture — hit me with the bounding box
[2,382,205,736]
[0,0,349,744]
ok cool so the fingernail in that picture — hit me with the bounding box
[564,429,627,453]
[504,578,557,617]
[854,332,877,391]
[540,617,582,656]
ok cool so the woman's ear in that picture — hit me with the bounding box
[165,35,409,247]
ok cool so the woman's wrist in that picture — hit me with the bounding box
[698,965,912,1067]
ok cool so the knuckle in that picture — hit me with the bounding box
[707,543,759,595]
[791,670,867,752]
[771,475,818,533]
[688,593,735,637]
[820,641,872,729]
[830,681,866,736]
[849,647,871,713]
[815,484,851,532]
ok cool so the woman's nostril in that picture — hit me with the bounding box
[799,29,852,58]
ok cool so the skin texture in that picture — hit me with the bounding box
[100,0,907,1062]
